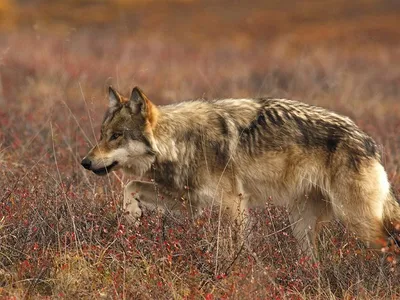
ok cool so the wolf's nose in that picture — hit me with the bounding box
[81,158,92,170]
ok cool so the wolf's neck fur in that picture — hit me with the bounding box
[148,103,201,189]
[147,100,235,189]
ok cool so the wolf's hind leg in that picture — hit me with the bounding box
[331,161,389,249]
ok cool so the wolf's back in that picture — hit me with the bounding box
[216,98,380,167]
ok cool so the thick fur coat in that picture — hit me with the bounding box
[81,87,400,253]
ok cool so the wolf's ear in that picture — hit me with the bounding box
[130,86,154,115]
[109,86,122,108]
[129,87,158,128]
[129,87,145,114]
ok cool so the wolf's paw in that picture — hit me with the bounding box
[123,198,143,226]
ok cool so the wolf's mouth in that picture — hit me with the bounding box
[92,161,118,176]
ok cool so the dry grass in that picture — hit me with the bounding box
[1,1,400,298]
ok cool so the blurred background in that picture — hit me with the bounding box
[1,0,400,104]
[2,1,400,298]
[2,0,400,45]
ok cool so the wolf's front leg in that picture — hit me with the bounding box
[219,191,251,245]
[123,181,147,224]
[123,180,192,224]
[288,189,333,258]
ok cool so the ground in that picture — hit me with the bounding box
[1,0,400,298]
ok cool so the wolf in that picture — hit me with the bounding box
[81,86,400,253]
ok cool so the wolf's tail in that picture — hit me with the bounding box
[382,191,400,248]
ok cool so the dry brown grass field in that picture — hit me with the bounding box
[1,0,400,298]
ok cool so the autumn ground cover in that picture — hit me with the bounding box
[1,0,400,298]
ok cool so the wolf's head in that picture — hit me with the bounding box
[81,86,159,176]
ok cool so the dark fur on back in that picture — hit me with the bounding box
[236,98,379,170]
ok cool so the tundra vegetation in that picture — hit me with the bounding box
[1,0,400,298]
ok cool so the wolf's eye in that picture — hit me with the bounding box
[109,132,122,141]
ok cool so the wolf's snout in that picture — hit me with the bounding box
[81,157,92,170]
